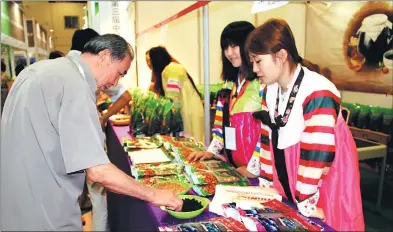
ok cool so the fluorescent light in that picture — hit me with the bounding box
[251,1,289,14]
[50,29,54,32]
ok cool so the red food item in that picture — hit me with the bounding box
[285,211,324,231]
[190,162,208,170]
[261,199,295,213]
[382,66,389,74]
[200,184,216,194]
[171,141,184,148]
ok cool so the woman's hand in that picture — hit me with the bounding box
[311,207,326,221]
[236,166,258,178]
[187,151,214,162]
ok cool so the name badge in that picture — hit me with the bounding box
[225,127,237,150]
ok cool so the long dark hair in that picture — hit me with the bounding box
[244,19,321,75]
[220,21,257,83]
[148,46,201,98]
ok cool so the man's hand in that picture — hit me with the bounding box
[150,189,183,211]
[99,116,107,129]
[187,151,215,162]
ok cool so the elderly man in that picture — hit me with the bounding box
[0,34,182,231]
[69,28,131,127]
[68,28,131,231]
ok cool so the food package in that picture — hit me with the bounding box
[158,217,248,232]
[186,168,247,185]
[209,185,282,216]
[144,94,161,136]
[173,147,194,165]
[131,162,182,179]
[220,200,324,232]
[241,214,322,232]
[192,181,249,197]
[221,200,294,223]
[172,105,184,134]
[128,89,183,136]
[122,137,158,150]
[160,98,175,134]
[192,184,216,196]
[188,170,219,185]
[136,173,189,187]
[152,181,191,195]
[185,160,233,174]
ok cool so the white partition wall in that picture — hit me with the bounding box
[255,3,307,57]
[86,1,308,88]
[135,2,202,90]
[208,1,256,84]
[89,1,137,89]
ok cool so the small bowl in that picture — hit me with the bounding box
[160,195,210,219]
[383,50,393,70]
[152,180,193,195]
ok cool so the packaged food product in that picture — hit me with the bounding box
[220,200,324,232]
[136,173,189,187]
[192,184,216,196]
[209,185,282,216]
[192,180,249,197]
[262,199,296,214]
[131,162,182,179]
[152,181,191,195]
[189,170,219,185]
[123,137,159,150]
[185,160,230,174]
[284,211,324,231]
[185,160,248,185]
[241,216,267,232]
[158,217,248,232]
[206,217,249,231]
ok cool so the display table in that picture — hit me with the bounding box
[106,123,334,231]
[354,137,387,212]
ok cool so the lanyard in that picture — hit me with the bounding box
[274,68,304,127]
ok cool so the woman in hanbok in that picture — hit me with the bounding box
[242,18,364,231]
[189,21,264,171]
[148,46,204,143]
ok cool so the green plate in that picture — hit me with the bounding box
[152,180,193,195]
[160,195,210,219]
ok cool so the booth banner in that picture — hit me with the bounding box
[305,1,393,95]
[111,1,121,35]
[251,1,288,14]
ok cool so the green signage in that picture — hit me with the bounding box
[1,1,12,36]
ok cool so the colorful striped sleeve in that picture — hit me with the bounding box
[296,89,340,217]
[165,77,182,107]
[207,83,233,155]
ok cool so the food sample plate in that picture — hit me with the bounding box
[110,114,131,126]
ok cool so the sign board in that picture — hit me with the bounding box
[251,1,289,14]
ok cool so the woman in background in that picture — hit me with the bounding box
[189,21,263,171]
[243,18,364,231]
[145,50,156,93]
[148,46,204,142]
